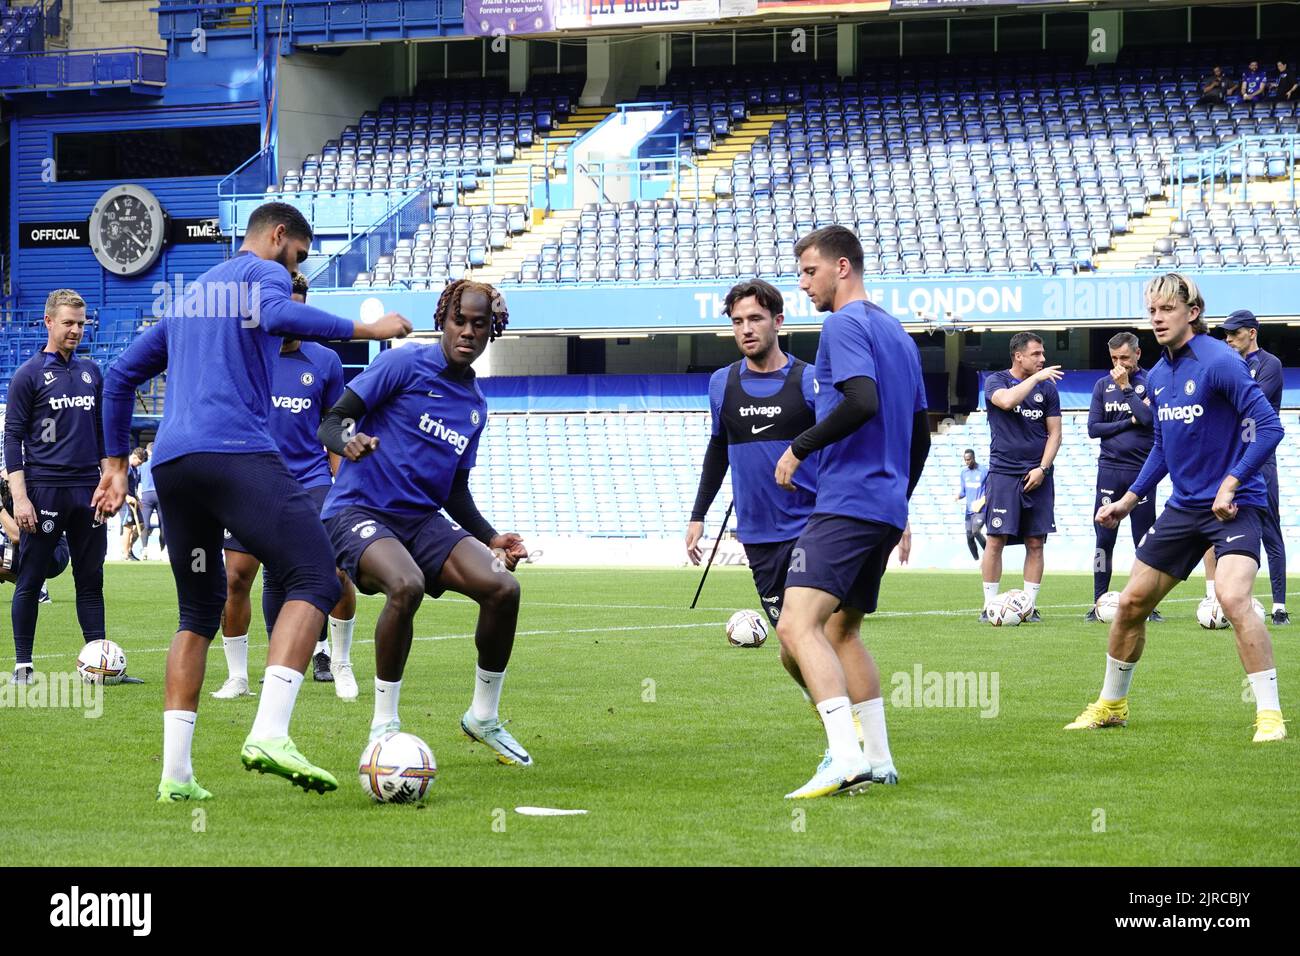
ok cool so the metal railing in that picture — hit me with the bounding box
[576,156,701,205]
[308,184,442,291]
[1174,134,1300,212]
[0,46,166,92]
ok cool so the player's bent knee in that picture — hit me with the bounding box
[385,574,425,613]
[482,572,520,609]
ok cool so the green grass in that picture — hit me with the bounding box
[2,563,1297,866]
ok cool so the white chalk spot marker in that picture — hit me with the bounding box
[359,297,385,324]
[515,807,589,816]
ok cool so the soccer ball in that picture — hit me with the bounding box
[76,639,126,684]
[1095,591,1121,623]
[986,596,1023,627]
[358,732,438,804]
[1003,589,1034,621]
[1196,598,1229,630]
[726,609,768,647]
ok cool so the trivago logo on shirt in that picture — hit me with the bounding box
[1104,400,1132,414]
[1012,403,1045,421]
[739,404,782,418]
[1158,403,1205,424]
[418,412,471,454]
[48,394,96,411]
[271,395,312,414]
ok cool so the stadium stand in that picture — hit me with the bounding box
[464,408,1300,555]
[0,3,45,54]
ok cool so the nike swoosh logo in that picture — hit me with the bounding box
[428,392,443,398]
[272,674,292,683]
[479,677,491,684]
[1227,535,1245,542]
[824,705,845,715]
[751,424,775,434]
[1154,387,1165,395]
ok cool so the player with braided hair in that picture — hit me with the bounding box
[318,279,533,766]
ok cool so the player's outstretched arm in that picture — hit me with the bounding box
[987,365,1063,410]
[777,376,878,489]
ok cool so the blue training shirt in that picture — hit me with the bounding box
[957,463,989,514]
[1245,348,1284,411]
[3,350,105,485]
[707,355,817,544]
[1130,334,1283,510]
[810,299,927,531]
[269,343,345,489]
[322,344,486,518]
[102,252,356,463]
[984,371,1061,474]
[1087,369,1155,471]
[137,457,155,495]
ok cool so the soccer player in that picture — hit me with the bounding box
[1220,309,1288,625]
[3,289,109,684]
[137,442,162,559]
[120,448,144,561]
[1086,332,1162,622]
[214,271,361,700]
[317,279,531,765]
[955,448,988,560]
[1071,274,1286,743]
[687,278,818,692]
[773,226,930,799]
[95,202,412,801]
[979,333,1063,622]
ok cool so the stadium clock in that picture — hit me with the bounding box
[88,184,168,277]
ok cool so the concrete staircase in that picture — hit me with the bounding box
[674,111,788,203]
[1091,198,1179,271]
[471,208,581,285]
[462,106,612,210]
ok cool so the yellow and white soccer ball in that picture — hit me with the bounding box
[986,595,1023,627]
[1196,597,1229,630]
[726,609,768,647]
[75,639,127,685]
[1095,591,1121,623]
[358,732,438,804]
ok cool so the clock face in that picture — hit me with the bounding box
[89,184,166,277]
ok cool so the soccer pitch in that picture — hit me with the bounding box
[3,563,1296,867]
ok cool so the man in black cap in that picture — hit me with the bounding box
[1218,310,1288,624]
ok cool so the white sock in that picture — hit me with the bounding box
[162,710,196,784]
[852,697,893,769]
[1273,603,1286,614]
[314,638,329,657]
[817,696,862,765]
[329,616,355,665]
[249,665,304,739]
[471,666,505,722]
[222,634,248,682]
[982,581,1000,607]
[1025,581,1041,607]
[373,677,402,728]
[1100,654,1137,701]
[1207,579,1216,600]
[1248,668,1281,712]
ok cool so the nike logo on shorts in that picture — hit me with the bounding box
[1226,534,1245,542]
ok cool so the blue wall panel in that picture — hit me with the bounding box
[11,102,263,313]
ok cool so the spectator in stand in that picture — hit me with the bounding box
[1199,65,1230,105]
[1240,60,1269,103]
[1272,60,1297,101]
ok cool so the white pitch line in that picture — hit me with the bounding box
[23,592,1241,665]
